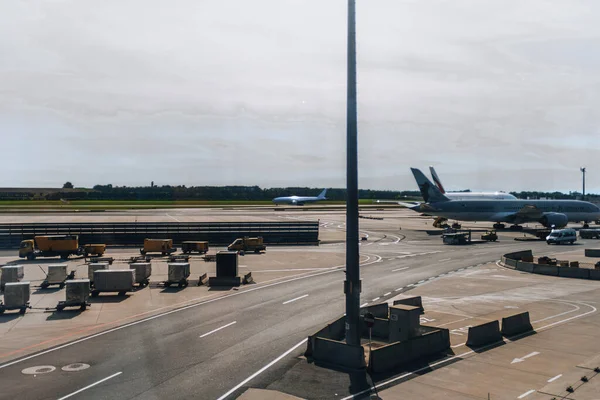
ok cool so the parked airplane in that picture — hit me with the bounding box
[374,167,515,206]
[272,189,328,206]
[406,168,600,229]
[428,166,516,200]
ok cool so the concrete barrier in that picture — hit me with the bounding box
[504,250,533,261]
[360,302,388,319]
[516,261,535,273]
[312,337,365,370]
[585,249,600,257]
[503,257,518,268]
[501,312,533,337]
[305,316,346,358]
[558,267,590,279]
[589,269,600,281]
[393,296,424,314]
[533,264,559,276]
[466,320,502,347]
[197,273,208,286]
[369,329,450,373]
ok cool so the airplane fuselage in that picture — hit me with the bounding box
[414,199,600,224]
[272,196,323,206]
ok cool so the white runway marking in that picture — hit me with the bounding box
[547,374,562,383]
[372,297,380,302]
[517,389,536,399]
[392,267,409,272]
[282,294,309,305]
[438,258,452,262]
[166,213,181,222]
[360,303,368,308]
[200,321,237,338]
[395,287,403,292]
[383,292,391,296]
[57,372,122,400]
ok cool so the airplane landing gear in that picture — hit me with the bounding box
[509,225,523,231]
[583,223,590,229]
[493,223,505,229]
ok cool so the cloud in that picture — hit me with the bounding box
[1,0,599,192]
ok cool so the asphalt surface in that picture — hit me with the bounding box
[0,226,561,400]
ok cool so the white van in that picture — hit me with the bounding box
[546,228,577,245]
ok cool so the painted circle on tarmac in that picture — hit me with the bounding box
[21,365,56,375]
[61,363,91,372]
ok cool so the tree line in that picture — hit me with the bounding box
[1,184,597,202]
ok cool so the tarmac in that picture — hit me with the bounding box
[1,207,599,399]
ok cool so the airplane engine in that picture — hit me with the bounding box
[540,212,568,228]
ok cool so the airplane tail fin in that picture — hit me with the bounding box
[318,189,328,199]
[429,166,446,194]
[411,168,450,203]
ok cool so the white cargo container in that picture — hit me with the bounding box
[165,262,190,288]
[88,262,109,283]
[91,269,134,296]
[0,282,31,314]
[66,279,90,303]
[56,279,91,311]
[1,265,24,290]
[129,263,152,286]
[41,264,68,289]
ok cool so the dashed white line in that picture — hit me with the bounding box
[517,389,536,399]
[372,297,380,302]
[407,284,415,287]
[395,287,404,292]
[360,303,368,308]
[57,372,123,400]
[392,267,409,272]
[200,321,237,338]
[458,268,465,271]
[438,258,452,262]
[282,294,309,305]
[383,292,391,297]
[418,280,426,284]
[547,374,562,383]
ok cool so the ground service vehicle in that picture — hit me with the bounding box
[83,244,106,257]
[546,228,577,245]
[19,235,105,260]
[181,241,209,254]
[227,237,266,253]
[579,229,600,239]
[481,230,498,241]
[140,239,176,255]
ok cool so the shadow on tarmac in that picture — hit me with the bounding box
[46,309,84,320]
[0,313,22,323]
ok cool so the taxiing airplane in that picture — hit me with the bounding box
[272,189,328,206]
[429,166,516,200]
[406,168,600,229]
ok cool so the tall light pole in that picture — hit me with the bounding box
[581,167,586,201]
[344,0,361,347]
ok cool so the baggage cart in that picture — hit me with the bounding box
[57,279,91,311]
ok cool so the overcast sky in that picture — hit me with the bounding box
[1,0,599,192]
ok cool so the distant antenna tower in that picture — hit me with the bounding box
[580,167,586,201]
